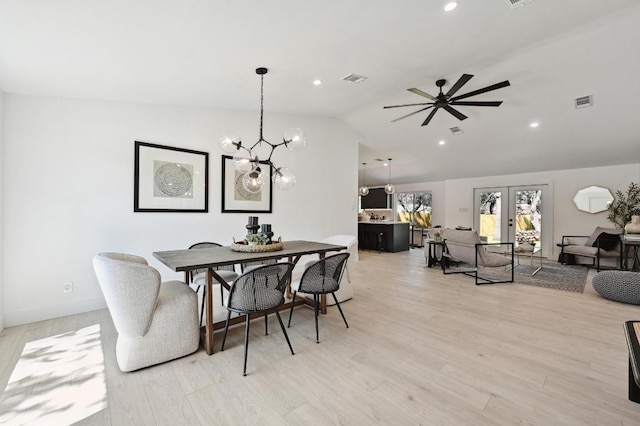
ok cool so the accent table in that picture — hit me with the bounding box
[153,240,347,355]
[505,247,543,276]
[622,238,640,271]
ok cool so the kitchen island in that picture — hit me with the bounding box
[358,221,410,252]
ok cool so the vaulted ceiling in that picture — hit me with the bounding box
[1,0,639,186]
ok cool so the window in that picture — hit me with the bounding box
[396,192,432,228]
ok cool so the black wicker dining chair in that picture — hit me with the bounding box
[287,253,350,343]
[221,262,296,376]
[189,242,239,326]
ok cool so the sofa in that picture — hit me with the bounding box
[560,226,622,271]
[440,229,514,285]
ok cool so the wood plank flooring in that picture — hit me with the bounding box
[2,248,640,425]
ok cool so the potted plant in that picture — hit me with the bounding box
[607,182,640,230]
[245,232,269,246]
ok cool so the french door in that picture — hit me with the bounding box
[473,185,550,257]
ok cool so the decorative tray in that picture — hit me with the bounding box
[230,240,284,253]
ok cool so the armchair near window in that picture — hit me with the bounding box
[560,226,622,271]
[441,229,514,285]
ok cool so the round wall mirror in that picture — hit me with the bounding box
[573,185,614,213]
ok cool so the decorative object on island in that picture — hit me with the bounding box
[384,158,395,195]
[359,162,370,196]
[606,182,640,229]
[218,67,305,193]
[626,215,640,234]
[134,141,209,213]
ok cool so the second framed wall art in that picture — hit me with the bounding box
[221,155,273,213]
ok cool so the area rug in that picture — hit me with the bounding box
[454,260,589,293]
[0,324,107,425]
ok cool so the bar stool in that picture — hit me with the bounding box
[375,231,386,253]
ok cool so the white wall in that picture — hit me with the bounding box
[3,94,360,326]
[442,163,640,256]
[0,89,4,333]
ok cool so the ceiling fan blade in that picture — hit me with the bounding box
[450,101,503,107]
[383,102,434,109]
[442,105,468,121]
[450,80,511,102]
[421,108,439,126]
[392,106,434,123]
[407,88,437,101]
[445,74,473,98]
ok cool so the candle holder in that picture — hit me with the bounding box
[246,216,260,234]
[261,224,274,244]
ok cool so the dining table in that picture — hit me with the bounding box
[153,240,347,355]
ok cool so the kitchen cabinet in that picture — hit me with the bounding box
[358,222,409,253]
[360,188,390,209]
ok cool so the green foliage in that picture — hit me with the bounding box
[607,182,640,229]
[245,232,269,244]
[521,216,536,231]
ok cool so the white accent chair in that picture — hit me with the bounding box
[93,252,200,372]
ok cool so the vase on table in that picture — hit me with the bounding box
[625,215,640,234]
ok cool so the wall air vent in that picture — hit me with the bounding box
[575,95,593,109]
[449,126,463,135]
[341,73,368,84]
[505,0,534,8]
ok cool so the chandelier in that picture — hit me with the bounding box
[218,67,305,192]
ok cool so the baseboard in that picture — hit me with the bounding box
[0,313,5,334]
[4,297,107,327]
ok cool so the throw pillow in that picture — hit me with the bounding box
[593,232,620,251]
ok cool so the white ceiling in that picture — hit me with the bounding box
[1,0,640,186]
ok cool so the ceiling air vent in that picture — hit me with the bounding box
[575,95,593,109]
[505,0,534,8]
[341,73,368,84]
[449,126,463,135]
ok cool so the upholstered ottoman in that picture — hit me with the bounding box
[592,271,640,305]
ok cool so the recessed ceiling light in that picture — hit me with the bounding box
[444,2,459,12]
[439,140,446,145]
[313,79,322,86]
[530,122,539,128]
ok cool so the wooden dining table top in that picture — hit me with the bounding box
[152,240,348,272]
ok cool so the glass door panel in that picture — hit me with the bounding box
[511,188,542,251]
[475,188,506,244]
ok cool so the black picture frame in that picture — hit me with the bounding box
[134,141,209,213]
[221,155,273,213]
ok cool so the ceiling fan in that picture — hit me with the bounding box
[383,74,511,126]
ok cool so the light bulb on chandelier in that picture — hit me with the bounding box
[242,168,264,194]
[218,67,306,191]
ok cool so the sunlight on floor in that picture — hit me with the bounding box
[0,324,108,425]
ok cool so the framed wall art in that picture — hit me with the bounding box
[221,155,273,213]
[134,141,208,212]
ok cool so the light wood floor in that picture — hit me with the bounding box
[2,249,640,425]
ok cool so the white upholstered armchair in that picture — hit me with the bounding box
[93,252,200,372]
